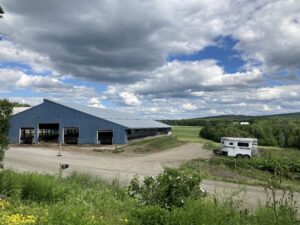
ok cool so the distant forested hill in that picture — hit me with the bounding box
[161,112,300,126]
[161,112,300,149]
[200,119,300,149]
[11,102,30,107]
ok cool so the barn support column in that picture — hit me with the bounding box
[124,130,128,144]
[59,126,64,144]
[34,124,39,144]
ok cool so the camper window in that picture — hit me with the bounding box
[238,142,249,147]
[229,142,234,145]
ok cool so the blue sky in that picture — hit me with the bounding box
[1,0,300,119]
[168,36,245,74]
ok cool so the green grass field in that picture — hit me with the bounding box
[172,126,220,149]
[172,126,203,142]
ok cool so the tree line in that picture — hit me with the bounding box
[200,119,300,149]
[0,99,13,165]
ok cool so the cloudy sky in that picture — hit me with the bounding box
[0,0,300,119]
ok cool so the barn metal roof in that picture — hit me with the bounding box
[46,99,170,129]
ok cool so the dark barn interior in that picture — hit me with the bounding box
[64,127,79,144]
[126,128,171,140]
[38,123,59,143]
[98,130,113,145]
[20,128,34,144]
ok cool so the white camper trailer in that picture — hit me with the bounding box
[220,137,258,158]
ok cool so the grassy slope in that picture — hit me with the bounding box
[173,125,300,160]
[119,135,185,153]
[172,126,203,143]
[172,126,219,149]
[259,146,300,160]
[173,125,300,191]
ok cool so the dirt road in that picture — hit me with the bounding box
[3,144,300,211]
[201,180,300,211]
[4,143,210,183]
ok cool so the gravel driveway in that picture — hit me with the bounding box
[4,143,209,183]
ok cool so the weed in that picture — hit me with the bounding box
[128,168,202,209]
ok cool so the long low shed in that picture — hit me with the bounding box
[8,99,171,145]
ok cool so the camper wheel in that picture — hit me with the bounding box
[236,154,243,159]
[243,155,251,159]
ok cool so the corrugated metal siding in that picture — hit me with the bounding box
[9,101,127,144]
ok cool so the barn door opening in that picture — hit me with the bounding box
[98,130,113,145]
[20,128,34,144]
[38,123,59,143]
[64,127,79,144]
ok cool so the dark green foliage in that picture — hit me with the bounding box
[128,168,201,209]
[11,102,30,107]
[254,178,298,225]
[0,99,13,162]
[130,205,167,225]
[200,119,300,149]
[130,196,298,225]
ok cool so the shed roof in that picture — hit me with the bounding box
[46,99,170,129]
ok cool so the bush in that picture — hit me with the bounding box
[0,170,69,202]
[0,99,13,163]
[128,168,201,209]
[130,205,167,225]
[167,198,250,225]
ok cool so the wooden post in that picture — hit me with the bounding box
[234,159,237,172]
[57,142,62,157]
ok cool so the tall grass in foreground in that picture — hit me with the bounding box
[0,169,299,225]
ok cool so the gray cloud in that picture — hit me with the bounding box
[1,0,261,82]
[2,0,170,82]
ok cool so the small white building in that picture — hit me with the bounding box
[240,122,250,125]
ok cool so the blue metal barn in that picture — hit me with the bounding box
[8,99,171,145]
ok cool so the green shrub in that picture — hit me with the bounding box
[130,205,167,225]
[0,170,69,202]
[168,198,250,225]
[253,179,298,225]
[128,168,201,209]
